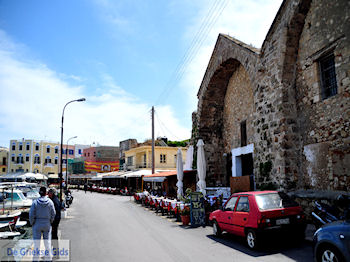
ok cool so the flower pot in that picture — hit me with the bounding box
[181,215,190,226]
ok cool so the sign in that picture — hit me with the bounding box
[190,192,206,227]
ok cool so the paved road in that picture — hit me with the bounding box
[61,191,313,262]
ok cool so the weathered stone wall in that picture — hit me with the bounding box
[196,35,259,187]
[195,0,349,191]
[295,0,350,190]
[223,65,255,153]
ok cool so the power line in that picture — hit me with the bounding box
[154,0,230,105]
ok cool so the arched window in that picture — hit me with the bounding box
[45,156,51,164]
[17,154,24,164]
[55,146,59,154]
[34,154,40,164]
[25,153,30,162]
[26,142,30,151]
[35,143,40,151]
[54,156,58,165]
[19,142,23,151]
[46,145,50,153]
[11,154,15,162]
[11,142,16,151]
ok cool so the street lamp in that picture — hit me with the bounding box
[66,136,77,190]
[60,98,86,203]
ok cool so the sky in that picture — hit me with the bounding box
[0,0,282,147]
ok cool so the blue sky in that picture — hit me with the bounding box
[0,0,282,147]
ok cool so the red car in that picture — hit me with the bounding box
[209,191,306,249]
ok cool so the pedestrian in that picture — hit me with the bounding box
[29,186,56,262]
[84,183,87,194]
[48,188,61,240]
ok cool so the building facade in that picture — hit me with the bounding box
[83,146,120,173]
[119,139,138,170]
[8,139,60,175]
[0,147,8,174]
[124,145,187,171]
[195,0,349,191]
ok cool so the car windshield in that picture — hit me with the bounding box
[255,192,299,210]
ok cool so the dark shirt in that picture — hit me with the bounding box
[51,195,61,222]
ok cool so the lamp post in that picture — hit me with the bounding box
[60,98,85,203]
[65,136,77,191]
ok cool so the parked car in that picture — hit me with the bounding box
[313,220,350,262]
[209,191,306,249]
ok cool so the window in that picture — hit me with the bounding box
[11,154,15,162]
[127,156,133,166]
[236,196,250,212]
[160,154,166,163]
[88,153,90,157]
[69,149,74,155]
[12,143,15,151]
[55,157,58,165]
[34,155,40,164]
[26,169,28,172]
[62,159,67,164]
[241,120,247,147]
[84,153,86,157]
[46,146,50,153]
[2,157,6,165]
[319,53,337,99]
[93,152,96,157]
[25,154,29,162]
[224,197,238,211]
[45,157,51,164]
[17,154,24,164]
[2,168,5,172]
[26,143,30,151]
[35,143,39,151]
[55,147,59,154]
[78,149,82,154]
[19,143,23,151]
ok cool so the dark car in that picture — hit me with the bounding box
[313,220,350,262]
[209,191,306,249]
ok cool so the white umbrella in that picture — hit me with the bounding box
[184,145,193,170]
[196,139,206,196]
[176,148,184,198]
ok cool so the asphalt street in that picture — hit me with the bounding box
[61,191,313,262]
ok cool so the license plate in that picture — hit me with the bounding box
[276,218,290,225]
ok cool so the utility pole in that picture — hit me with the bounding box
[151,106,155,174]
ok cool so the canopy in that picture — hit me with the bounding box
[24,173,48,180]
[197,139,207,196]
[119,170,153,178]
[48,174,59,179]
[176,148,184,198]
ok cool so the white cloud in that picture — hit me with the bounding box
[179,0,282,113]
[0,30,190,147]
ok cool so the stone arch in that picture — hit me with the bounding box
[197,47,256,186]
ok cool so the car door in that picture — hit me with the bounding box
[218,196,238,233]
[232,196,250,236]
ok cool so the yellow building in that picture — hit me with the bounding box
[8,139,60,175]
[0,147,8,174]
[124,145,187,171]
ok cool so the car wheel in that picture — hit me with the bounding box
[317,245,343,262]
[212,220,222,237]
[246,229,258,249]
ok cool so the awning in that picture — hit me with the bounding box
[143,177,166,182]
[48,174,59,179]
[143,171,177,182]
[119,170,153,178]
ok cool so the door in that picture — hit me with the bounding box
[232,196,250,236]
[218,196,237,233]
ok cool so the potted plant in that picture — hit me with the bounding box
[180,206,191,225]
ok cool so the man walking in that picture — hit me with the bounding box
[48,188,61,239]
[29,187,56,261]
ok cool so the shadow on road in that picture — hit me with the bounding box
[206,233,313,262]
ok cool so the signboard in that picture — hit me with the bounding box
[190,192,206,227]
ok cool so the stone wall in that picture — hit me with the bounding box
[223,64,255,153]
[195,0,349,191]
[295,0,350,190]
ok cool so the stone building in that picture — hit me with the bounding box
[195,0,349,191]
